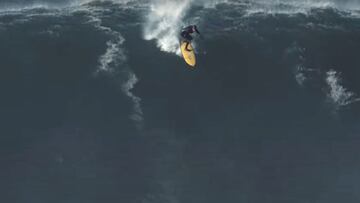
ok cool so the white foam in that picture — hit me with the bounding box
[200,0,229,8]
[122,72,144,123]
[326,70,360,107]
[142,0,231,54]
[98,36,126,73]
[295,65,308,86]
[143,0,192,55]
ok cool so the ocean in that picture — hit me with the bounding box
[1,0,360,202]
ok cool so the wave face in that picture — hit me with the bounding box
[1,1,360,203]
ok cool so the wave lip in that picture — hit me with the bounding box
[207,0,360,18]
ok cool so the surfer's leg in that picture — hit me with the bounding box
[185,41,192,51]
[185,34,193,51]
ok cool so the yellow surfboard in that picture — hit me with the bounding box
[180,41,196,67]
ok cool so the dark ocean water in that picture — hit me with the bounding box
[1,0,360,202]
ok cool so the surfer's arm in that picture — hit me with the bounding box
[194,27,200,35]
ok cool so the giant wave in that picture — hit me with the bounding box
[1,1,360,203]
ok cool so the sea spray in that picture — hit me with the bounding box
[143,0,192,55]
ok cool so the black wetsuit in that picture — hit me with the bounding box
[180,25,200,51]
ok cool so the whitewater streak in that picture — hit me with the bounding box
[326,70,360,108]
[88,7,144,125]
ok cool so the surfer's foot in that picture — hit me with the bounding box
[186,48,192,51]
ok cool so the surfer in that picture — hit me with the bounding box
[180,25,201,51]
